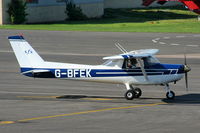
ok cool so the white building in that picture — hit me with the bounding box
[0,0,179,24]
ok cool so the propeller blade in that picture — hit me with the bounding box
[185,72,188,91]
[184,52,187,65]
[183,50,191,92]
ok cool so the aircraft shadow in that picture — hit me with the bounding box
[162,93,200,104]
[56,95,124,100]
[57,94,200,104]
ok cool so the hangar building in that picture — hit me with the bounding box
[0,0,179,24]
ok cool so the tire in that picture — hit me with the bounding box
[166,91,175,99]
[134,88,142,98]
[125,90,135,100]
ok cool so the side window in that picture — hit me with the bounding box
[123,58,139,69]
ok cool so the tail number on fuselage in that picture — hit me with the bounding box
[55,69,91,78]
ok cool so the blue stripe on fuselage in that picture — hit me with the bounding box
[20,64,185,78]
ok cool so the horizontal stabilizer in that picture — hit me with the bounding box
[22,69,50,74]
[22,69,55,78]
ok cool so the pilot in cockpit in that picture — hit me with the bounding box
[126,58,138,69]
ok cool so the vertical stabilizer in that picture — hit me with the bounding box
[8,36,44,68]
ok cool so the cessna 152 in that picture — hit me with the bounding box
[8,35,191,100]
[142,0,200,14]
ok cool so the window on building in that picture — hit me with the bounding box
[26,0,38,4]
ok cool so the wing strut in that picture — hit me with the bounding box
[115,43,128,54]
[137,58,149,81]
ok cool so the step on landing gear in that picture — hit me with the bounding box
[164,84,175,100]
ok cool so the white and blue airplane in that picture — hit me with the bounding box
[8,35,191,100]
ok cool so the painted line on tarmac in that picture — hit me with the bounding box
[82,98,114,101]
[0,50,110,57]
[186,45,199,47]
[0,102,167,125]
[170,43,181,46]
[163,37,170,39]
[17,96,58,99]
[152,35,200,48]
[159,42,166,45]
[1,50,200,59]
[0,121,15,124]
[176,35,185,38]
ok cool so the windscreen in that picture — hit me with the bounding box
[143,56,160,66]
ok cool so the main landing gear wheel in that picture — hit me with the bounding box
[166,91,175,99]
[124,87,142,100]
[134,88,142,98]
[125,90,136,100]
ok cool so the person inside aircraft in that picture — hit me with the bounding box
[124,58,138,69]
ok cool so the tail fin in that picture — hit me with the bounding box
[8,36,44,68]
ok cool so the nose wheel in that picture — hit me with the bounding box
[166,91,175,99]
[164,84,175,99]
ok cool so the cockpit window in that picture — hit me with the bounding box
[143,56,160,66]
[123,56,160,69]
[123,58,139,69]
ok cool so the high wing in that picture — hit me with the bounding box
[103,49,159,60]
[142,0,200,14]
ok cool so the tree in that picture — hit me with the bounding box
[7,0,28,24]
[65,0,87,20]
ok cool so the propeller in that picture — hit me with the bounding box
[183,52,191,91]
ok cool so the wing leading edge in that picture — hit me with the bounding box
[103,49,159,60]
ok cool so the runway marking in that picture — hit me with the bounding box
[186,45,199,47]
[0,50,110,57]
[176,36,185,38]
[0,102,167,125]
[152,39,157,43]
[163,37,170,39]
[82,98,114,101]
[170,43,180,46]
[152,35,200,48]
[0,121,15,124]
[154,38,160,41]
[17,96,58,99]
[159,42,166,45]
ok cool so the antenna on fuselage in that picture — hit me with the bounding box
[115,43,128,54]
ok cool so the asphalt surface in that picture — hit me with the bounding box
[0,30,200,133]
